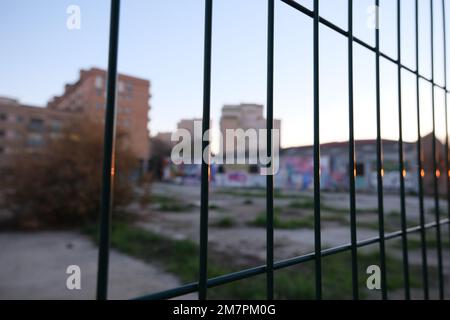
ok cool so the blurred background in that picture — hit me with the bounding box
[0,0,449,300]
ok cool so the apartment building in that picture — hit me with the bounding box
[47,68,151,167]
[1,68,151,173]
[0,97,70,167]
[220,103,281,159]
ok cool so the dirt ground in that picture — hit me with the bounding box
[138,183,447,264]
[0,231,195,300]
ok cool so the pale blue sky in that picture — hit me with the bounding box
[0,0,448,150]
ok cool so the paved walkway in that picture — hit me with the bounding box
[0,232,194,300]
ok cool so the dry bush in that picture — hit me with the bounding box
[0,117,136,229]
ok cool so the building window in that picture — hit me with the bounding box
[126,82,133,96]
[27,133,44,147]
[16,115,23,123]
[356,163,365,176]
[28,118,44,132]
[118,106,131,114]
[95,76,103,89]
[0,113,7,121]
[0,129,5,138]
[126,82,133,93]
[51,120,62,132]
[118,81,125,93]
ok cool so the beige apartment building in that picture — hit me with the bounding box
[220,103,281,159]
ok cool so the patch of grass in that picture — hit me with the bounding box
[322,205,378,215]
[151,194,175,204]
[83,222,218,282]
[322,214,348,224]
[159,203,193,212]
[388,210,401,217]
[217,188,312,200]
[83,222,429,299]
[151,193,194,212]
[287,200,377,215]
[250,210,315,230]
[395,237,450,250]
[209,203,227,212]
[217,189,266,198]
[288,199,315,210]
[212,217,235,228]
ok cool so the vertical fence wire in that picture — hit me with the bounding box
[313,0,322,300]
[443,0,450,262]
[396,0,411,300]
[347,0,359,301]
[415,0,430,300]
[96,0,121,301]
[375,0,388,300]
[266,0,275,301]
[430,0,445,300]
[199,0,213,301]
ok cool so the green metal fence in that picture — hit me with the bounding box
[96,0,450,300]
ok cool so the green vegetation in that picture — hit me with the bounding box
[288,199,315,210]
[217,188,312,200]
[250,207,351,230]
[250,208,315,230]
[212,217,236,228]
[84,222,428,299]
[395,237,450,250]
[287,200,377,215]
[151,194,195,212]
[322,214,348,224]
[209,203,227,212]
[388,210,401,217]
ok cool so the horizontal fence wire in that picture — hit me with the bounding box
[280,0,448,92]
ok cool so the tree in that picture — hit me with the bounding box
[0,117,136,229]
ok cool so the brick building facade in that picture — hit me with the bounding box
[0,68,151,172]
[48,68,151,165]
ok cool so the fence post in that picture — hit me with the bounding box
[430,0,445,300]
[313,0,322,300]
[96,0,121,301]
[414,0,430,300]
[397,0,411,300]
[347,0,359,300]
[266,0,275,301]
[199,0,213,301]
[374,0,388,300]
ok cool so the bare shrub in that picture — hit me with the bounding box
[0,117,136,229]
